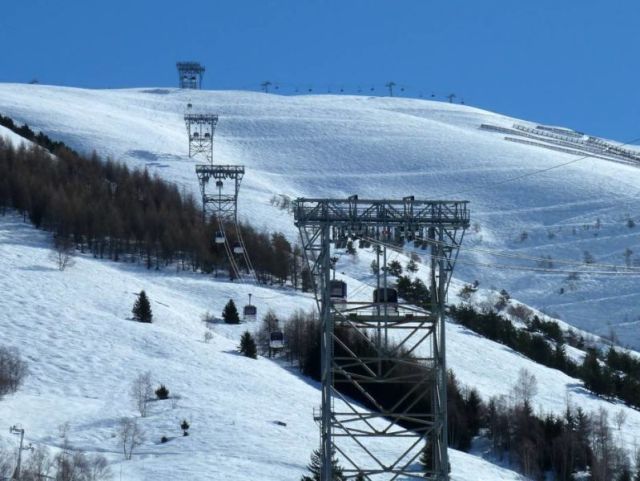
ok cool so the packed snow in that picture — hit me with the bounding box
[2,83,640,479]
[0,84,638,346]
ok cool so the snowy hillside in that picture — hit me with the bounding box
[0,84,638,348]
[2,84,640,479]
[0,214,529,481]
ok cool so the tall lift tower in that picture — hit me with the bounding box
[185,110,255,280]
[177,61,205,89]
[294,196,469,481]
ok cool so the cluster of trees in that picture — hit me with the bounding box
[0,424,111,481]
[395,275,431,309]
[481,394,633,480]
[0,345,28,399]
[279,309,637,480]
[449,305,640,411]
[0,132,299,284]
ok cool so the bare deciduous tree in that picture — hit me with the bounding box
[0,445,13,480]
[130,371,153,417]
[614,409,627,431]
[51,235,76,271]
[0,345,29,398]
[22,445,53,481]
[513,368,538,406]
[118,417,144,461]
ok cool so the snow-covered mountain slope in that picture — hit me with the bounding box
[1,153,639,480]
[0,214,529,481]
[0,84,638,347]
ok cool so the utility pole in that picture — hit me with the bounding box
[10,425,33,480]
[261,81,272,93]
[385,81,396,97]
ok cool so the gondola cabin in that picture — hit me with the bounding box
[329,280,347,307]
[214,231,225,244]
[373,287,398,304]
[233,242,244,254]
[269,331,285,350]
[243,304,257,322]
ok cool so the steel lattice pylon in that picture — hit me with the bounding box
[195,164,245,222]
[177,61,205,89]
[183,113,244,222]
[294,196,469,481]
[185,113,218,162]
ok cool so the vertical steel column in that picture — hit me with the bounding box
[320,222,333,481]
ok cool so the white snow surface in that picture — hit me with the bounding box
[0,84,638,346]
[1,84,640,479]
[0,215,526,480]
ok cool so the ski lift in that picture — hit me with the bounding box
[192,132,199,138]
[269,331,285,350]
[187,103,192,109]
[216,180,223,188]
[373,288,398,304]
[214,231,225,244]
[243,295,257,322]
[233,242,244,254]
[204,132,210,138]
[330,280,347,305]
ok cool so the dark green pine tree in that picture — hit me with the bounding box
[301,448,345,481]
[239,331,258,359]
[420,439,434,475]
[132,290,153,323]
[222,299,240,324]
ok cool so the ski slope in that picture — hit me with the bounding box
[0,214,528,481]
[2,84,640,479]
[0,84,638,347]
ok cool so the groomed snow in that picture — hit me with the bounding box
[0,84,638,347]
[0,215,525,480]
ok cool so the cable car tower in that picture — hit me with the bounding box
[185,108,256,282]
[294,196,469,481]
[177,61,205,89]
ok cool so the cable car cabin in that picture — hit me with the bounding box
[243,304,257,322]
[204,132,211,138]
[233,242,244,254]
[269,331,285,350]
[192,132,199,138]
[329,280,347,307]
[214,231,225,244]
[373,288,398,304]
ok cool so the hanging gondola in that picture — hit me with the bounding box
[269,331,285,350]
[214,231,225,244]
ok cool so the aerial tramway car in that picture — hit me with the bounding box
[329,280,347,309]
[243,294,257,322]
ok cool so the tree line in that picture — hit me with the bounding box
[278,310,636,480]
[0,123,303,284]
[449,305,640,411]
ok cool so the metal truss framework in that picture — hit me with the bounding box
[294,196,469,481]
[195,164,245,222]
[177,61,205,89]
[185,113,219,162]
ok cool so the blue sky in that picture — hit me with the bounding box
[1,0,639,141]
